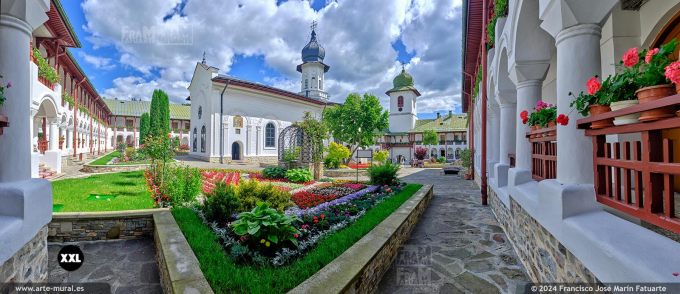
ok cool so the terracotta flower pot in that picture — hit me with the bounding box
[530,125,538,138]
[676,83,680,94]
[610,100,639,125]
[0,114,8,136]
[546,121,556,137]
[636,84,675,122]
[588,104,614,129]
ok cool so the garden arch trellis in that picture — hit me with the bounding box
[278,125,313,168]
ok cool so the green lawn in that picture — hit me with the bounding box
[172,183,423,294]
[52,171,153,212]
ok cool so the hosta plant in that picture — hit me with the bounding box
[231,202,301,251]
[285,168,313,183]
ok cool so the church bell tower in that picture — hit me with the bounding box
[297,21,329,101]
[386,66,421,133]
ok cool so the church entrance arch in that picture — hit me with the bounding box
[232,141,241,160]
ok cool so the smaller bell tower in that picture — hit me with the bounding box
[387,66,420,133]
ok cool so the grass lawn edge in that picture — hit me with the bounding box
[171,183,424,294]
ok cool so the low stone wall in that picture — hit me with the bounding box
[81,163,149,173]
[323,168,368,178]
[1,226,48,283]
[289,184,433,294]
[48,209,162,242]
[153,211,213,294]
[487,188,599,283]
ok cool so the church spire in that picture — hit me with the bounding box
[201,51,206,65]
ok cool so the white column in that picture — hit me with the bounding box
[555,24,601,185]
[514,80,542,170]
[47,118,59,151]
[498,102,516,165]
[256,126,261,156]
[487,103,500,177]
[66,128,72,150]
[0,3,47,181]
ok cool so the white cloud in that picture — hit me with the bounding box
[81,0,462,112]
[79,52,115,70]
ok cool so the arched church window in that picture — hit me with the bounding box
[200,125,206,153]
[398,96,404,111]
[311,77,316,89]
[233,116,243,128]
[265,122,275,147]
[192,128,197,152]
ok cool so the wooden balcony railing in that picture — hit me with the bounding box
[38,76,55,90]
[526,126,557,181]
[577,93,680,234]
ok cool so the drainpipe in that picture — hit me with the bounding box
[480,0,489,205]
[219,82,228,164]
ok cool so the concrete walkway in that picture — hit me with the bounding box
[378,169,528,294]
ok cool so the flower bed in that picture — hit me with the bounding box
[201,171,240,194]
[291,183,367,209]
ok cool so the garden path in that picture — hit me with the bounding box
[378,169,529,294]
[48,239,162,294]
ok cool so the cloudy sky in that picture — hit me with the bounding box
[62,0,463,118]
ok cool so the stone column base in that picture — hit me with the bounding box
[0,226,48,283]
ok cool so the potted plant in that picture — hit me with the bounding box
[569,76,613,129]
[665,60,680,95]
[414,147,427,167]
[459,148,472,180]
[607,64,640,125]
[521,100,567,137]
[0,75,10,135]
[628,39,679,121]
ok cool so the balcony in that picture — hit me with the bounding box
[526,126,557,181]
[576,94,680,234]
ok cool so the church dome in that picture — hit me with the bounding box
[301,30,325,62]
[393,68,414,88]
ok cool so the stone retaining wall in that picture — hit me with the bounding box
[289,184,433,294]
[153,211,213,294]
[81,163,148,173]
[487,188,599,283]
[48,209,162,242]
[0,226,48,283]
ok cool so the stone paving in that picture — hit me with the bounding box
[378,169,529,294]
[48,239,162,294]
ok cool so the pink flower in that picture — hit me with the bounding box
[673,272,679,277]
[535,100,548,111]
[622,47,639,67]
[665,61,680,85]
[586,77,601,95]
[645,48,659,64]
[6,81,11,88]
[556,114,569,126]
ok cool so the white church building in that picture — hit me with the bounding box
[187,28,333,163]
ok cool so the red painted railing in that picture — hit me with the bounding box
[577,94,680,234]
[526,126,557,181]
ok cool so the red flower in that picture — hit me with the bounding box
[622,47,639,67]
[586,77,601,95]
[645,48,659,64]
[556,114,569,126]
[320,214,325,220]
[520,110,529,125]
[293,234,299,238]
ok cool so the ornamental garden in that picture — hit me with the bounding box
[45,88,436,293]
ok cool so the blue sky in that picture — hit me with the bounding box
[61,0,462,117]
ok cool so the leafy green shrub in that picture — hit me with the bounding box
[263,166,287,179]
[460,149,472,170]
[165,166,202,204]
[367,162,400,185]
[324,142,350,169]
[33,48,59,83]
[437,157,446,163]
[237,180,293,212]
[285,168,313,183]
[373,150,389,163]
[231,202,301,250]
[282,147,300,166]
[203,182,241,224]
